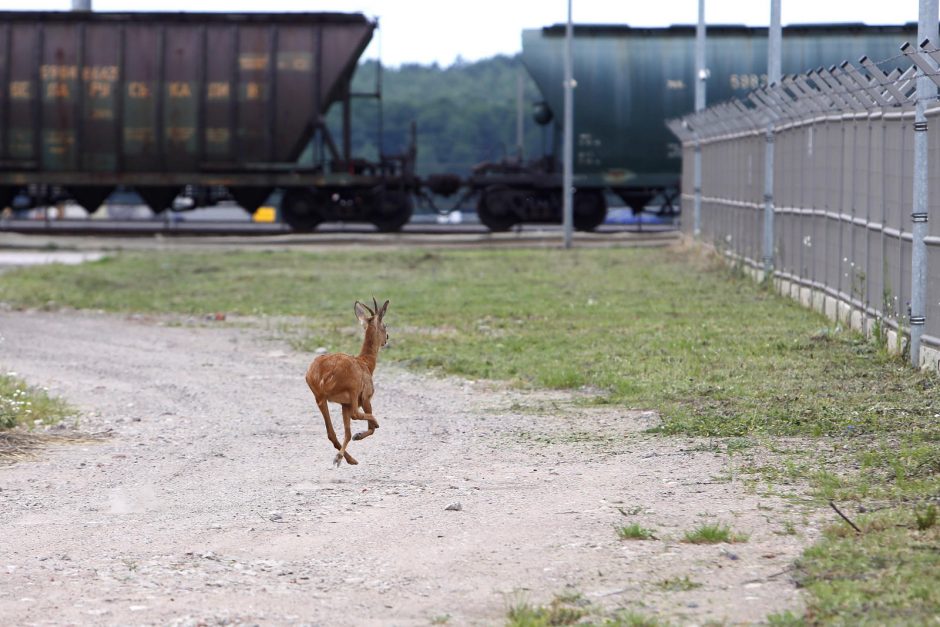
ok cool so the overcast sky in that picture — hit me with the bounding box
[0,1,918,66]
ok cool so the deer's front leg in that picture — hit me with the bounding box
[352,396,379,441]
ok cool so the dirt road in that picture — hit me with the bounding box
[1,311,815,625]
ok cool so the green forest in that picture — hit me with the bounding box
[323,55,556,176]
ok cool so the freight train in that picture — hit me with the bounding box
[0,12,917,232]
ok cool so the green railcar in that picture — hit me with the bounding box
[467,23,914,230]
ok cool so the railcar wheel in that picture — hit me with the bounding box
[280,189,321,232]
[230,186,273,214]
[573,189,607,231]
[69,186,113,214]
[372,189,413,233]
[137,186,179,214]
[477,187,520,232]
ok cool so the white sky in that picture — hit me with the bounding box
[0,1,920,67]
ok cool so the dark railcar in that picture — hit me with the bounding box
[0,11,416,231]
[464,23,915,231]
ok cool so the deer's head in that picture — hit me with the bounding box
[355,298,390,348]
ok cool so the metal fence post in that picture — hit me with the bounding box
[562,0,574,249]
[763,0,782,277]
[693,0,707,237]
[911,0,939,367]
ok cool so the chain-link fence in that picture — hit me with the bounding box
[668,43,940,368]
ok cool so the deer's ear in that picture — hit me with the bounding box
[378,300,390,320]
[354,301,373,324]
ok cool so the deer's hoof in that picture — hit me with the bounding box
[333,454,343,467]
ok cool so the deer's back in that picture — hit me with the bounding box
[306,353,372,405]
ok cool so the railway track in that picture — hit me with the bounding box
[0,218,679,250]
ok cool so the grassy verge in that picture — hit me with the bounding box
[1,244,938,623]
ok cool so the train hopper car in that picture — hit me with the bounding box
[0,11,416,231]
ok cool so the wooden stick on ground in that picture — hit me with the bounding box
[829,500,862,534]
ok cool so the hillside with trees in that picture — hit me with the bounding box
[323,55,554,177]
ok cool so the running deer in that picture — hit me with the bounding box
[305,298,389,466]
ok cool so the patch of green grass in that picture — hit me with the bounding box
[766,610,804,626]
[682,523,748,545]
[0,371,75,429]
[0,247,925,437]
[617,523,655,540]
[655,576,701,592]
[506,594,666,627]
[506,594,587,627]
[724,437,753,454]
[0,247,931,439]
[795,507,940,624]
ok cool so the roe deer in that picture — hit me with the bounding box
[305,298,389,466]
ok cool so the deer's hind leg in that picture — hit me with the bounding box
[334,403,358,467]
[316,398,357,466]
[352,396,379,441]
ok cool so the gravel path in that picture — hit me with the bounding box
[0,311,817,625]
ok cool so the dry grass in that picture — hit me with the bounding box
[0,429,111,464]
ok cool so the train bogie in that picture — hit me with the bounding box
[280,185,414,233]
[474,185,606,232]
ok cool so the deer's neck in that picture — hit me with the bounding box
[358,325,379,374]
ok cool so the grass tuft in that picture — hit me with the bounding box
[915,504,937,531]
[616,523,656,540]
[506,594,586,627]
[656,576,701,592]
[682,523,748,545]
[766,610,805,626]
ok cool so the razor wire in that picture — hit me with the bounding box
[668,40,940,144]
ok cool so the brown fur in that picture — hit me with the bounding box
[305,299,389,466]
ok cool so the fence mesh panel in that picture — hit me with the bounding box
[670,45,940,351]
